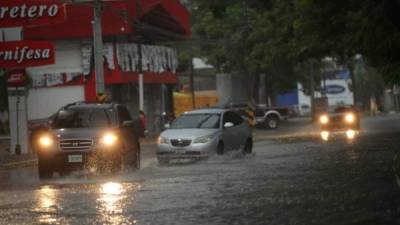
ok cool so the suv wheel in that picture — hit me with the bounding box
[266,115,279,129]
[38,158,53,179]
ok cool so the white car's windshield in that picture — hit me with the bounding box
[171,113,220,129]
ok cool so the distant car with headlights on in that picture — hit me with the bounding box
[156,109,253,164]
[33,102,140,179]
[318,105,360,141]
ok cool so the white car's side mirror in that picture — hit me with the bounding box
[164,123,170,129]
[224,122,234,128]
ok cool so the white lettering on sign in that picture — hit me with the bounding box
[0,46,51,64]
[48,5,58,17]
[27,5,37,18]
[0,4,60,19]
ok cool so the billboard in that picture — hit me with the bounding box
[0,40,55,68]
[0,0,66,28]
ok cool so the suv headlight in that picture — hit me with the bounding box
[38,135,54,148]
[193,135,214,144]
[100,133,118,146]
[157,136,169,144]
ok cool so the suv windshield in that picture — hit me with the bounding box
[52,108,114,129]
[171,113,220,129]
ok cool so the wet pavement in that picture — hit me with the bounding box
[1,115,400,225]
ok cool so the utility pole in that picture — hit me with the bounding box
[189,56,196,109]
[93,0,105,96]
[135,0,144,111]
[15,86,21,155]
[309,60,315,120]
[138,43,144,110]
[349,62,357,107]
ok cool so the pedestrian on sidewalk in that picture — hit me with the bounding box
[139,110,148,137]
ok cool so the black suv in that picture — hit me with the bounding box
[33,102,141,179]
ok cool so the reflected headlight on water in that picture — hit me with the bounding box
[320,131,330,141]
[346,130,357,140]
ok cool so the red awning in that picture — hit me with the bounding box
[24,0,190,40]
[139,0,191,36]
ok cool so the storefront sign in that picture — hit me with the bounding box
[7,69,27,87]
[0,40,55,68]
[325,85,346,95]
[0,0,66,28]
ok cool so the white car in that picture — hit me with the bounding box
[156,109,253,164]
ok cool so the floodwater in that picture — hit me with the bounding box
[1,115,400,225]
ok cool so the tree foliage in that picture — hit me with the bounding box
[191,0,303,95]
[291,0,400,83]
[186,0,400,99]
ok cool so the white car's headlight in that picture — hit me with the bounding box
[157,136,169,144]
[193,135,214,144]
[101,133,118,146]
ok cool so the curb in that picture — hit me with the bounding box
[0,158,37,170]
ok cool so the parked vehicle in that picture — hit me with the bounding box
[254,105,293,129]
[222,102,293,129]
[33,102,141,179]
[156,109,253,164]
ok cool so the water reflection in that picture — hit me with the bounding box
[35,185,59,224]
[97,182,132,224]
[98,182,124,213]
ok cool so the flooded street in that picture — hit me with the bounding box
[1,115,400,225]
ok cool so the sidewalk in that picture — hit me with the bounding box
[0,137,37,169]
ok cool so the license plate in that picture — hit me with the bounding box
[68,155,83,163]
[175,149,186,154]
[170,159,191,163]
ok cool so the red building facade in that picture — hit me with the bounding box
[23,0,190,131]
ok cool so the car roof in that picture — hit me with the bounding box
[63,102,115,110]
[184,108,227,114]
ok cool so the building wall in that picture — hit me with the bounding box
[27,86,85,120]
[25,41,85,120]
[216,73,249,106]
[27,41,83,75]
